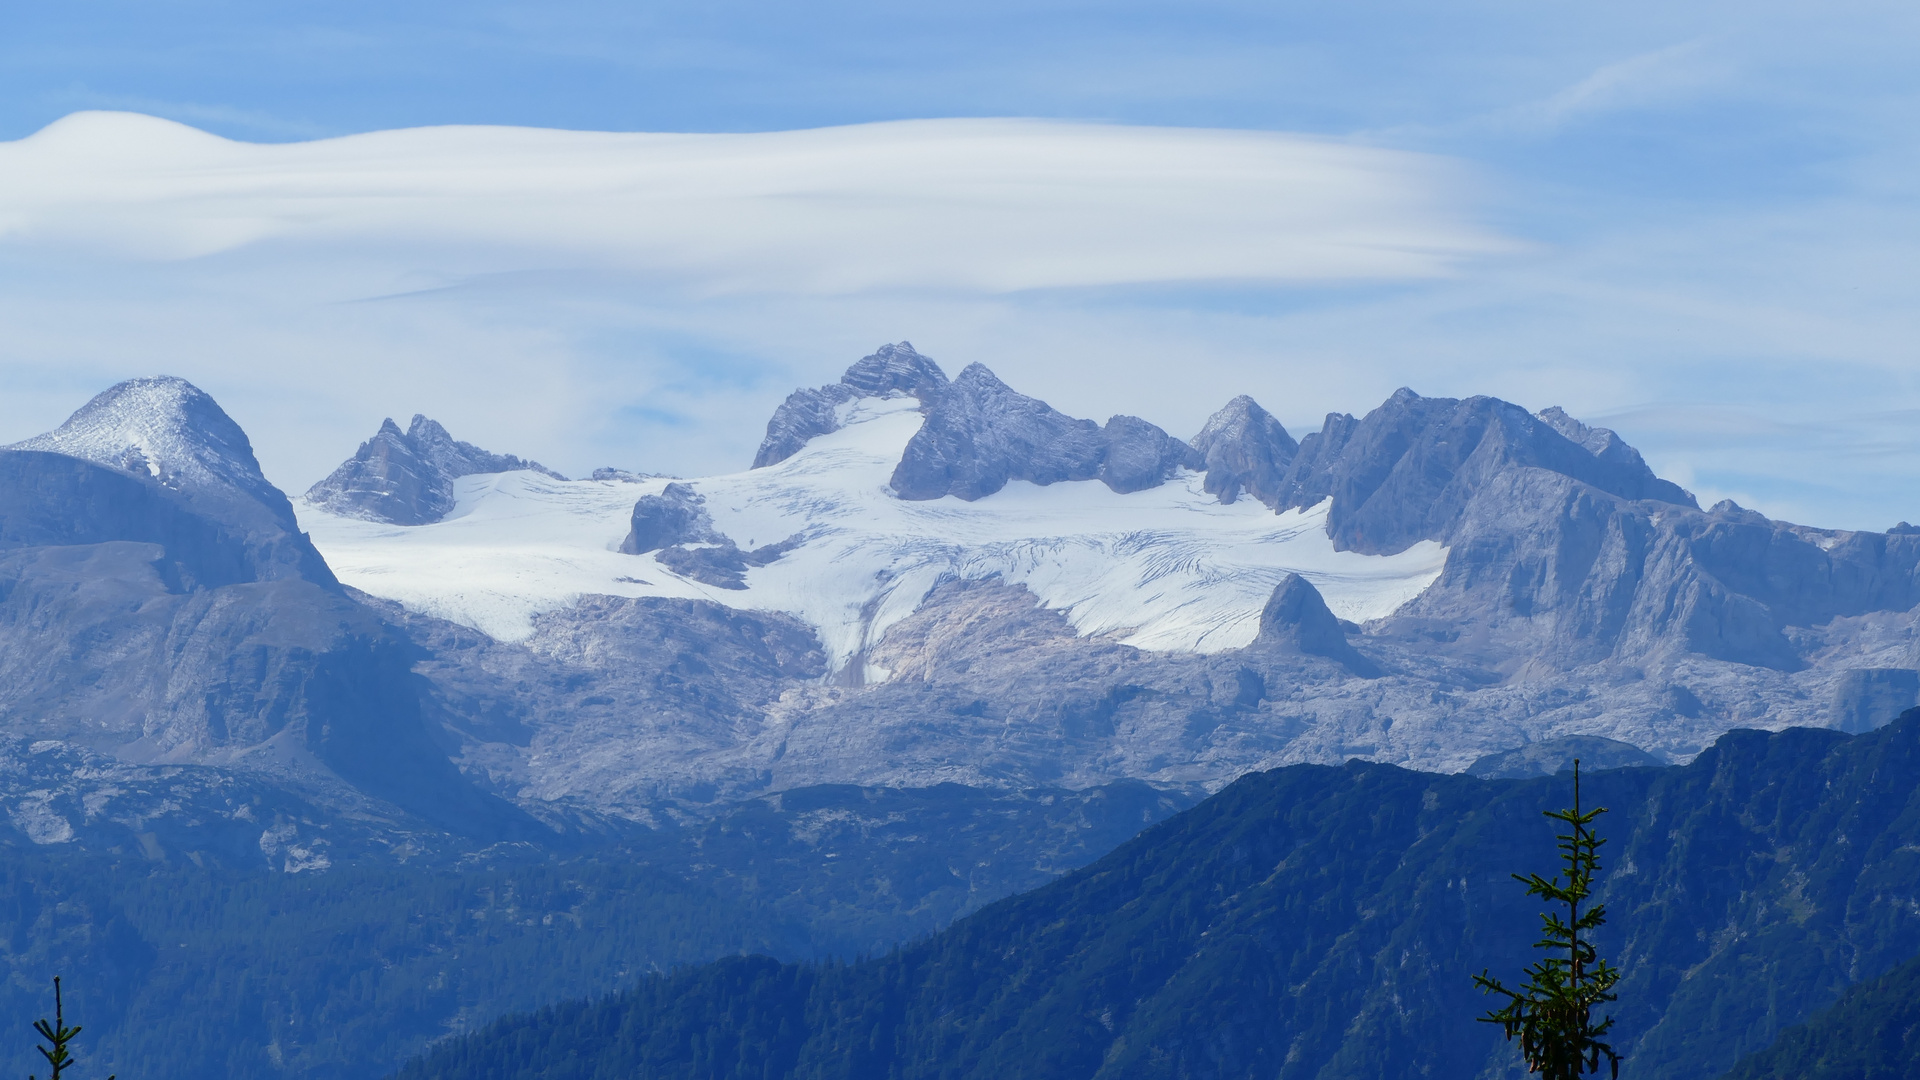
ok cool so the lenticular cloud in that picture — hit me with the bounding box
[0,111,1508,293]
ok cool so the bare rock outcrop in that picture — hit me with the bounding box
[621,483,721,554]
[1832,669,1920,733]
[1188,395,1297,506]
[752,342,949,468]
[0,379,528,838]
[1250,574,1378,676]
[305,414,562,525]
[889,364,1195,500]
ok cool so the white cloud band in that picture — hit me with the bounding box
[0,112,1508,293]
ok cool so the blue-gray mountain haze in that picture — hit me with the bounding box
[1,344,1918,1077]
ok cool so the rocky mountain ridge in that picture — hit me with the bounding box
[305,413,563,525]
[278,343,1920,819]
[5,349,1920,852]
[0,378,536,858]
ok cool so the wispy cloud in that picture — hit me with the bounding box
[1371,40,1736,144]
[1497,42,1729,134]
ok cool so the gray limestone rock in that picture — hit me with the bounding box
[7,375,283,510]
[24,369,1920,848]
[752,342,949,469]
[1536,406,1669,483]
[1189,395,1297,506]
[622,483,721,554]
[591,467,655,483]
[1464,735,1664,778]
[651,536,803,591]
[1099,414,1198,494]
[1832,669,1920,733]
[655,544,750,590]
[305,414,562,526]
[0,450,333,590]
[1270,411,1357,513]
[1274,389,1696,557]
[381,591,829,809]
[1369,465,1828,672]
[890,363,1106,500]
[0,385,533,839]
[1243,389,1920,675]
[5,376,333,587]
[758,347,1193,499]
[1251,574,1378,675]
[623,483,801,588]
[889,365,1193,500]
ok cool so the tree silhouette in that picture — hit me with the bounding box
[29,977,113,1080]
[1474,760,1622,1078]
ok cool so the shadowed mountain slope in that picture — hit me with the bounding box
[1721,949,1920,1079]
[0,780,1195,1080]
[398,711,1920,1080]
[0,377,529,838]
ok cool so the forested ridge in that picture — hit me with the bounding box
[1722,950,1920,1079]
[399,712,1920,1080]
[0,781,1185,1080]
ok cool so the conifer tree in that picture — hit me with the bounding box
[28,977,113,1080]
[1473,760,1622,1078]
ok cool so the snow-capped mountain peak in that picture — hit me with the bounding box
[6,375,277,504]
[298,388,1449,680]
[752,341,947,468]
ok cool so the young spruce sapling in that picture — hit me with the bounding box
[1473,760,1623,1078]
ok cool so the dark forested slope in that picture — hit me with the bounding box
[1721,950,1920,1079]
[0,781,1186,1080]
[400,711,1920,1080]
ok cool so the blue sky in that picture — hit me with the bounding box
[1,1,1918,528]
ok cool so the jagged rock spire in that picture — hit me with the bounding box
[1189,395,1297,507]
[305,414,562,526]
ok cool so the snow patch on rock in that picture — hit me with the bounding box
[7,375,275,502]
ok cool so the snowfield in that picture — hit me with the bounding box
[299,395,1448,681]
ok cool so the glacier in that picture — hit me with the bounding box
[299,393,1447,680]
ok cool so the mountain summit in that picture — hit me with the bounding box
[305,414,563,525]
[7,375,281,508]
[278,341,1920,810]
[753,341,949,468]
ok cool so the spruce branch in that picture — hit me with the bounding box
[28,977,113,1080]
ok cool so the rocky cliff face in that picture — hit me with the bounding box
[620,483,720,554]
[1187,394,1297,506]
[305,414,561,525]
[759,344,1199,500]
[1250,574,1377,676]
[753,342,949,468]
[1265,389,1695,555]
[8,376,284,509]
[888,362,1196,500]
[10,360,1920,842]
[1373,449,1920,673]
[0,379,527,841]
[271,354,1920,815]
[1145,386,1920,677]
